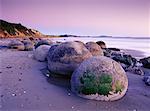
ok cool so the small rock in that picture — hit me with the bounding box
[143,76,150,86]
[68,93,71,96]
[28,54,34,58]
[71,106,74,109]
[46,74,50,77]
[23,91,26,94]
[12,93,16,97]
[6,66,12,69]
[140,57,150,69]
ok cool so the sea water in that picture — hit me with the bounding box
[50,37,150,57]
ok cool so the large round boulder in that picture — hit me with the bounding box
[22,40,34,51]
[34,45,51,62]
[85,42,104,56]
[47,41,92,76]
[71,56,128,101]
[35,39,52,49]
[96,41,106,49]
[8,40,25,51]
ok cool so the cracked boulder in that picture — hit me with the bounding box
[47,41,92,76]
[71,56,128,101]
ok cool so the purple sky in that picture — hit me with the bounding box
[1,0,149,37]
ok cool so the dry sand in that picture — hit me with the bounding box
[0,48,150,111]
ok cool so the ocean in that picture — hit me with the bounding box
[50,37,150,57]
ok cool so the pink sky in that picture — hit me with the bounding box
[1,0,150,37]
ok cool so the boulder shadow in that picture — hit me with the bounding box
[40,68,71,88]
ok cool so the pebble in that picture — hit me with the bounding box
[28,54,33,58]
[46,74,50,77]
[68,93,71,96]
[71,106,74,109]
[12,93,16,97]
[6,66,12,69]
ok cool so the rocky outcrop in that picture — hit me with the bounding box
[47,41,92,76]
[96,41,106,49]
[71,56,128,101]
[140,57,150,69]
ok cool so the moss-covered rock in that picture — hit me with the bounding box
[71,56,128,101]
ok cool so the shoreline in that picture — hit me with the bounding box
[0,38,149,59]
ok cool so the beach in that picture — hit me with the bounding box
[0,37,150,111]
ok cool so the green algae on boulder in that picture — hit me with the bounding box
[79,72,112,96]
[71,56,128,101]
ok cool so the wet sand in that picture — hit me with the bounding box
[0,49,150,111]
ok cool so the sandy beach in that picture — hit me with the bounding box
[0,48,150,111]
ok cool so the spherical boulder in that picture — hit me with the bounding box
[35,39,52,49]
[22,40,34,51]
[96,41,106,49]
[71,56,128,101]
[85,42,104,56]
[47,44,59,56]
[34,45,51,62]
[47,41,92,76]
[8,40,25,51]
